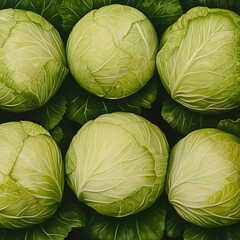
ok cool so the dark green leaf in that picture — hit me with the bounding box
[161,96,240,135]
[0,0,15,8]
[223,222,240,240]
[64,76,158,126]
[50,121,79,155]
[93,0,112,8]
[26,94,67,131]
[113,0,183,27]
[184,225,221,240]
[165,205,186,238]
[50,125,65,145]
[184,222,240,240]
[141,0,183,29]
[0,202,85,240]
[217,118,240,138]
[83,197,167,240]
[59,0,93,32]
[180,0,240,14]
[60,0,183,32]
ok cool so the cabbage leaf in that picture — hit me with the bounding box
[161,96,240,135]
[0,0,65,33]
[24,95,67,131]
[180,0,240,14]
[60,0,183,31]
[184,222,240,240]
[0,202,85,240]
[217,118,240,138]
[64,76,158,125]
[81,197,167,240]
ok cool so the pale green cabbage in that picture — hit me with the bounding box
[0,9,68,112]
[66,4,158,99]
[65,112,169,217]
[166,128,240,228]
[156,7,240,113]
[0,121,64,229]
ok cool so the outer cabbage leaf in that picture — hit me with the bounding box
[184,222,240,240]
[60,0,183,31]
[113,0,183,27]
[180,0,240,14]
[50,122,79,156]
[14,0,65,32]
[25,94,67,131]
[0,202,85,240]
[64,76,158,126]
[217,118,240,138]
[161,96,240,135]
[81,197,167,240]
[165,204,187,239]
[50,126,65,148]
[0,0,15,8]
[59,0,100,32]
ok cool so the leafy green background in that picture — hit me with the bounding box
[0,0,239,239]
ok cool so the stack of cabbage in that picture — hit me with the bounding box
[0,9,66,229]
[0,5,170,229]
[65,5,170,219]
[0,1,239,240]
[156,6,240,230]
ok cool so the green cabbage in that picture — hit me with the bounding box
[65,112,169,217]
[0,9,68,112]
[166,128,240,228]
[66,4,158,99]
[156,7,240,113]
[0,121,64,229]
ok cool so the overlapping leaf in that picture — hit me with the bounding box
[60,0,183,32]
[81,197,167,240]
[63,76,158,126]
[161,96,240,135]
[180,0,240,14]
[0,0,65,32]
[0,203,85,240]
[217,118,240,138]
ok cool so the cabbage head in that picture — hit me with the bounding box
[166,128,240,228]
[156,7,240,113]
[66,4,158,99]
[65,112,169,217]
[0,9,68,112]
[0,121,64,229]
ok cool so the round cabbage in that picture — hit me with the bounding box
[0,121,64,229]
[65,112,169,217]
[66,4,158,99]
[166,128,240,228]
[156,7,240,113]
[0,9,68,112]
